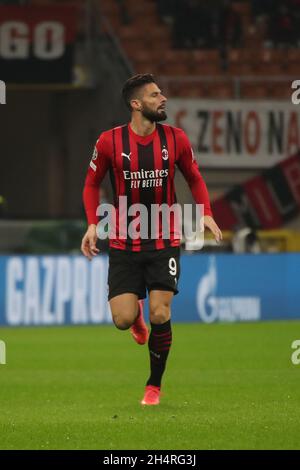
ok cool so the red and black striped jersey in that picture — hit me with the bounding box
[83,123,212,251]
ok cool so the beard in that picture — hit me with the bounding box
[141,104,167,122]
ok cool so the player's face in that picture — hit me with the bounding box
[139,83,167,122]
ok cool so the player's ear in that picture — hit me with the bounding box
[131,98,141,111]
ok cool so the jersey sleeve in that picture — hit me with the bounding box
[175,129,212,216]
[83,132,111,225]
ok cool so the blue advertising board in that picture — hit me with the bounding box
[0,254,299,326]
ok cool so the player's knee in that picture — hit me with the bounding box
[149,304,171,324]
[113,314,133,330]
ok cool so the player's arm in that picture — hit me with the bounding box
[176,129,222,243]
[81,133,111,259]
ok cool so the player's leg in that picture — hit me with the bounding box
[141,290,174,405]
[141,246,180,405]
[148,290,173,380]
[109,293,139,330]
[108,248,148,341]
[110,294,148,342]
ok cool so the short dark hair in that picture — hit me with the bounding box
[122,74,156,110]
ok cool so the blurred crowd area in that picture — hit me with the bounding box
[3,0,300,50]
[158,0,300,50]
[3,0,300,58]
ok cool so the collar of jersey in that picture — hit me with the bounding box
[128,123,157,145]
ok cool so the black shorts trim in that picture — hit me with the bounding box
[147,283,179,295]
[108,288,142,301]
[108,285,178,302]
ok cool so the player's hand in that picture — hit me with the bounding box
[203,216,223,243]
[81,224,100,260]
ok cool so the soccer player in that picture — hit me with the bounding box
[81,74,222,406]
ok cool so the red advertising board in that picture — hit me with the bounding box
[0,5,79,84]
[212,152,300,229]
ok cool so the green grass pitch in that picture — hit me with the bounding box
[0,321,299,450]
